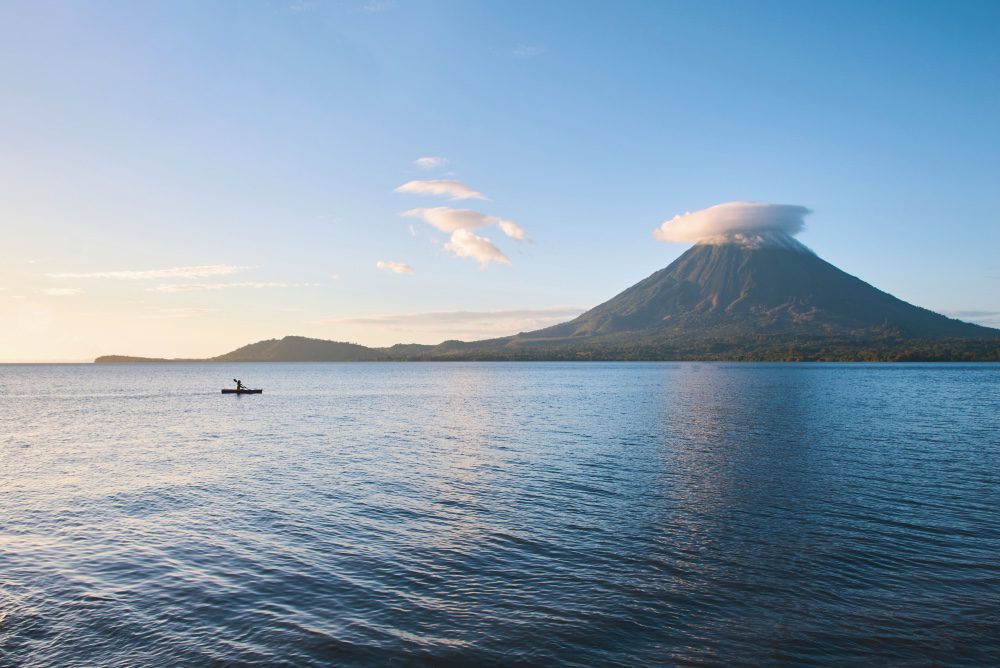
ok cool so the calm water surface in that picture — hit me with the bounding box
[1,362,999,666]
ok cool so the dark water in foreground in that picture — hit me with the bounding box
[1,362,999,666]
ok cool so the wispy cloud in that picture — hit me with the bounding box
[402,207,526,268]
[376,260,415,274]
[392,167,528,270]
[402,207,524,239]
[445,229,511,268]
[414,156,448,170]
[44,288,83,296]
[941,309,1000,317]
[497,219,526,240]
[940,309,1000,327]
[316,307,584,343]
[147,282,316,293]
[402,207,495,232]
[512,44,546,58]
[395,179,488,201]
[48,264,249,280]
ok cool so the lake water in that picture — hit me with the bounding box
[1,362,999,666]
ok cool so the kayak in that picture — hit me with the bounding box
[222,389,263,394]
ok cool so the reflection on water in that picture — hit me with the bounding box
[1,362,999,665]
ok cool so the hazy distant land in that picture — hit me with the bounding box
[94,334,1000,364]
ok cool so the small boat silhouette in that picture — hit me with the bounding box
[223,379,262,394]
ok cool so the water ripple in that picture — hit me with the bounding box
[2,362,999,666]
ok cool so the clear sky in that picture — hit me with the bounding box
[1,0,998,361]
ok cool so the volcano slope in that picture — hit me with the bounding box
[425,234,999,361]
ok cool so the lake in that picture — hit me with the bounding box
[2,362,999,665]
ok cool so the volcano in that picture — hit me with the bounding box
[525,233,990,340]
[426,231,998,360]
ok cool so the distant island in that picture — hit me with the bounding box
[97,235,1000,363]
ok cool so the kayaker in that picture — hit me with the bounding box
[233,378,243,391]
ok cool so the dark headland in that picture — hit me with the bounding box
[97,236,1000,363]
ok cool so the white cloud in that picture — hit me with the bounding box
[44,288,83,296]
[394,179,488,201]
[653,201,811,243]
[376,260,415,274]
[497,219,526,240]
[414,156,448,170]
[147,282,316,293]
[48,264,249,280]
[402,207,524,239]
[402,207,491,232]
[403,207,526,268]
[445,229,510,268]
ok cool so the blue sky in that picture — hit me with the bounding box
[1,0,998,360]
